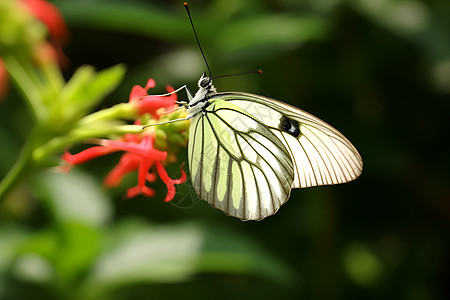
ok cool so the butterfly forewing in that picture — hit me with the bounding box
[188,99,294,220]
[211,92,363,189]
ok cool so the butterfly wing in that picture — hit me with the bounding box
[211,92,363,188]
[188,99,294,220]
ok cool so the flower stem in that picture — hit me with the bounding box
[3,55,47,121]
[78,103,136,125]
[32,124,143,162]
[41,60,65,101]
[0,129,38,202]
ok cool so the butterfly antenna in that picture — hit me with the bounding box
[212,69,263,80]
[184,2,212,80]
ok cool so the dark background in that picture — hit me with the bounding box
[1,0,449,299]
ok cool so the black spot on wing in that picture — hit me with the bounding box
[278,115,301,137]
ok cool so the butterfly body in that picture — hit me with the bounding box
[183,74,363,220]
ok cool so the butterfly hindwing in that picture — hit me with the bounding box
[188,99,294,220]
[210,92,363,189]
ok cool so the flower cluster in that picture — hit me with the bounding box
[62,79,188,201]
[0,0,69,100]
[0,0,189,205]
[21,0,70,66]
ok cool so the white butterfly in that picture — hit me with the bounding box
[148,73,362,220]
[145,3,362,221]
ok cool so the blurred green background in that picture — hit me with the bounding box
[1,0,449,299]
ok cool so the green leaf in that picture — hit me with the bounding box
[30,169,112,227]
[343,243,383,287]
[11,252,54,284]
[200,223,297,288]
[54,64,126,126]
[0,226,30,275]
[77,64,127,109]
[53,221,101,285]
[77,219,296,299]
[92,220,203,284]
[55,1,189,42]
[9,222,101,287]
[351,0,430,35]
[217,14,328,61]
[10,228,58,284]
[80,220,204,298]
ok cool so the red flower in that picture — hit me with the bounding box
[22,0,70,67]
[22,0,70,43]
[0,60,8,101]
[129,78,178,118]
[1,0,70,101]
[62,79,187,202]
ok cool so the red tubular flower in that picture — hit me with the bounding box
[22,0,69,43]
[0,60,8,101]
[129,78,178,119]
[63,134,186,201]
[62,146,118,165]
[62,78,187,202]
[0,0,70,101]
[22,0,70,67]
[155,161,187,202]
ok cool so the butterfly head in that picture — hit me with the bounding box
[187,73,216,116]
[198,73,215,92]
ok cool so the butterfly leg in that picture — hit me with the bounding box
[145,84,193,105]
[142,115,191,129]
[142,85,189,98]
[159,105,187,115]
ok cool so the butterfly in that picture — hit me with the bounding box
[144,3,363,221]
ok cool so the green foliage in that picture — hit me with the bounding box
[1,0,450,299]
[0,171,295,300]
[0,0,47,58]
[55,64,126,128]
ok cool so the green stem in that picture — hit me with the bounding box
[0,129,38,202]
[33,124,143,161]
[3,55,47,121]
[40,61,65,105]
[78,103,136,125]
[0,55,48,202]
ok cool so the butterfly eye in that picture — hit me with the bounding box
[200,78,210,88]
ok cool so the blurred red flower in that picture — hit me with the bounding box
[0,60,8,100]
[22,0,69,43]
[1,0,70,100]
[22,0,70,66]
[62,79,187,201]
